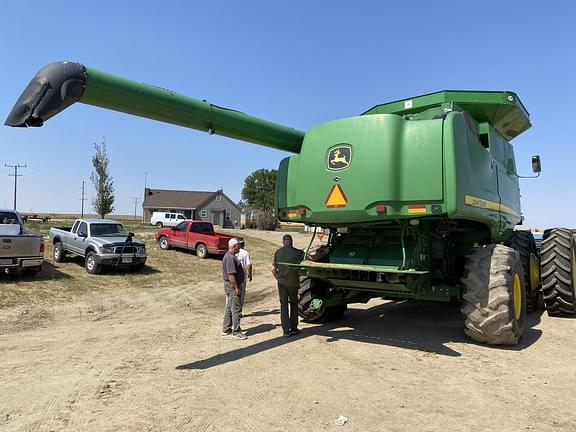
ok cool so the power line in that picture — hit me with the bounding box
[5,163,27,210]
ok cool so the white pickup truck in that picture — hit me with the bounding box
[0,209,44,275]
[49,218,147,274]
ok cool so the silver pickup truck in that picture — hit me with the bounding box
[49,218,147,274]
[0,209,44,275]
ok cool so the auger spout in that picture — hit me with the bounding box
[5,62,305,153]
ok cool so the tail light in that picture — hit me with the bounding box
[40,240,45,253]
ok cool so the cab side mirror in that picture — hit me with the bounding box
[532,155,541,173]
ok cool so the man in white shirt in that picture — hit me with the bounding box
[235,239,252,309]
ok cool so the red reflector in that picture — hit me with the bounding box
[375,204,386,213]
[299,208,306,216]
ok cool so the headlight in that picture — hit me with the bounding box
[101,246,115,254]
[137,246,146,253]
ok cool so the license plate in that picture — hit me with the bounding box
[0,258,13,265]
[121,257,133,263]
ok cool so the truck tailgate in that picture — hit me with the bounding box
[0,234,43,259]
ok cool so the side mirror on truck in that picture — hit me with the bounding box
[518,155,541,179]
[531,155,541,174]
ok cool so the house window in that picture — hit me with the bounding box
[226,211,231,220]
[215,195,222,202]
[200,210,207,218]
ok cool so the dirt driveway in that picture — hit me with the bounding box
[1,230,575,431]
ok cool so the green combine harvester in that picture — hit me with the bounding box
[6,62,576,345]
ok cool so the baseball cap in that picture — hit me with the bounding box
[228,238,239,247]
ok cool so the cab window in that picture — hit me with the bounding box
[174,222,188,232]
[77,222,88,237]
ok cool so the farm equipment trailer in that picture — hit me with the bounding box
[6,62,576,345]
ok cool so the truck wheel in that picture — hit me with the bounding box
[23,265,42,276]
[506,231,540,312]
[540,228,576,316]
[196,243,208,259]
[133,263,146,271]
[53,242,66,262]
[461,244,526,345]
[298,277,346,323]
[156,222,163,228]
[158,236,170,250]
[85,252,101,274]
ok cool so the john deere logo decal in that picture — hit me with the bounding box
[327,145,352,171]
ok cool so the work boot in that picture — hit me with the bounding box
[231,331,247,340]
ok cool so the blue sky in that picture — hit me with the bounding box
[1,1,575,228]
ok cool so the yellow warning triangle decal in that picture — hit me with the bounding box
[326,184,348,208]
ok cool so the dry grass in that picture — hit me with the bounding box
[0,220,277,309]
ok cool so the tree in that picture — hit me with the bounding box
[90,141,115,218]
[241,168,276,211]
[241,168,277,230]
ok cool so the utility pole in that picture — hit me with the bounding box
[80,181,87,217]
[142,172,148,224]
[5,163,26,210]
[132,197,140,220]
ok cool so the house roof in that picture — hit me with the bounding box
[143,188,240,211]
[143,188,216,209]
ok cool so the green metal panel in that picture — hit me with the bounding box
[81,67,305,152]
[363,90,531,141]
[277,114,444,225]
[443,112,520,241]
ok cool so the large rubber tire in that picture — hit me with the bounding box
[196,243,208,259]
[506,231,540,312]
[53,241,66,262]
[85,252,101,275]
[298,277,346,323]
[156,222,163,228]
[158,236,170,250]
[540,228,576,316]
[461,244,526,345]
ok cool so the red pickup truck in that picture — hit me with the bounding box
[155,220,239,259]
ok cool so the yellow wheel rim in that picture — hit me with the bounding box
[529,253,540,292]
[513,273,522,320]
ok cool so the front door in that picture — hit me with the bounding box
[212,211,221,227]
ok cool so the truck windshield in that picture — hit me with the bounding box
[90,223,127,236]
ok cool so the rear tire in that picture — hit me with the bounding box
[461,244,526,345]
[506,231,540,312]
[85,252,101,274]
[23,265,42,276]
[540,228,576,316]
[196,243,208,259]
[298,277,346,323]
[53,242,66,262]
[158,236,170,250]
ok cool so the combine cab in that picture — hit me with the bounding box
[6,62,575,345]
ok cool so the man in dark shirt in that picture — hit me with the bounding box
[272,234,305,337]
[221,238,247,340]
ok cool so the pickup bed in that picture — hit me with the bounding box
[49,218,147,274]
[0,209,44,275]
[155,220,238,258]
